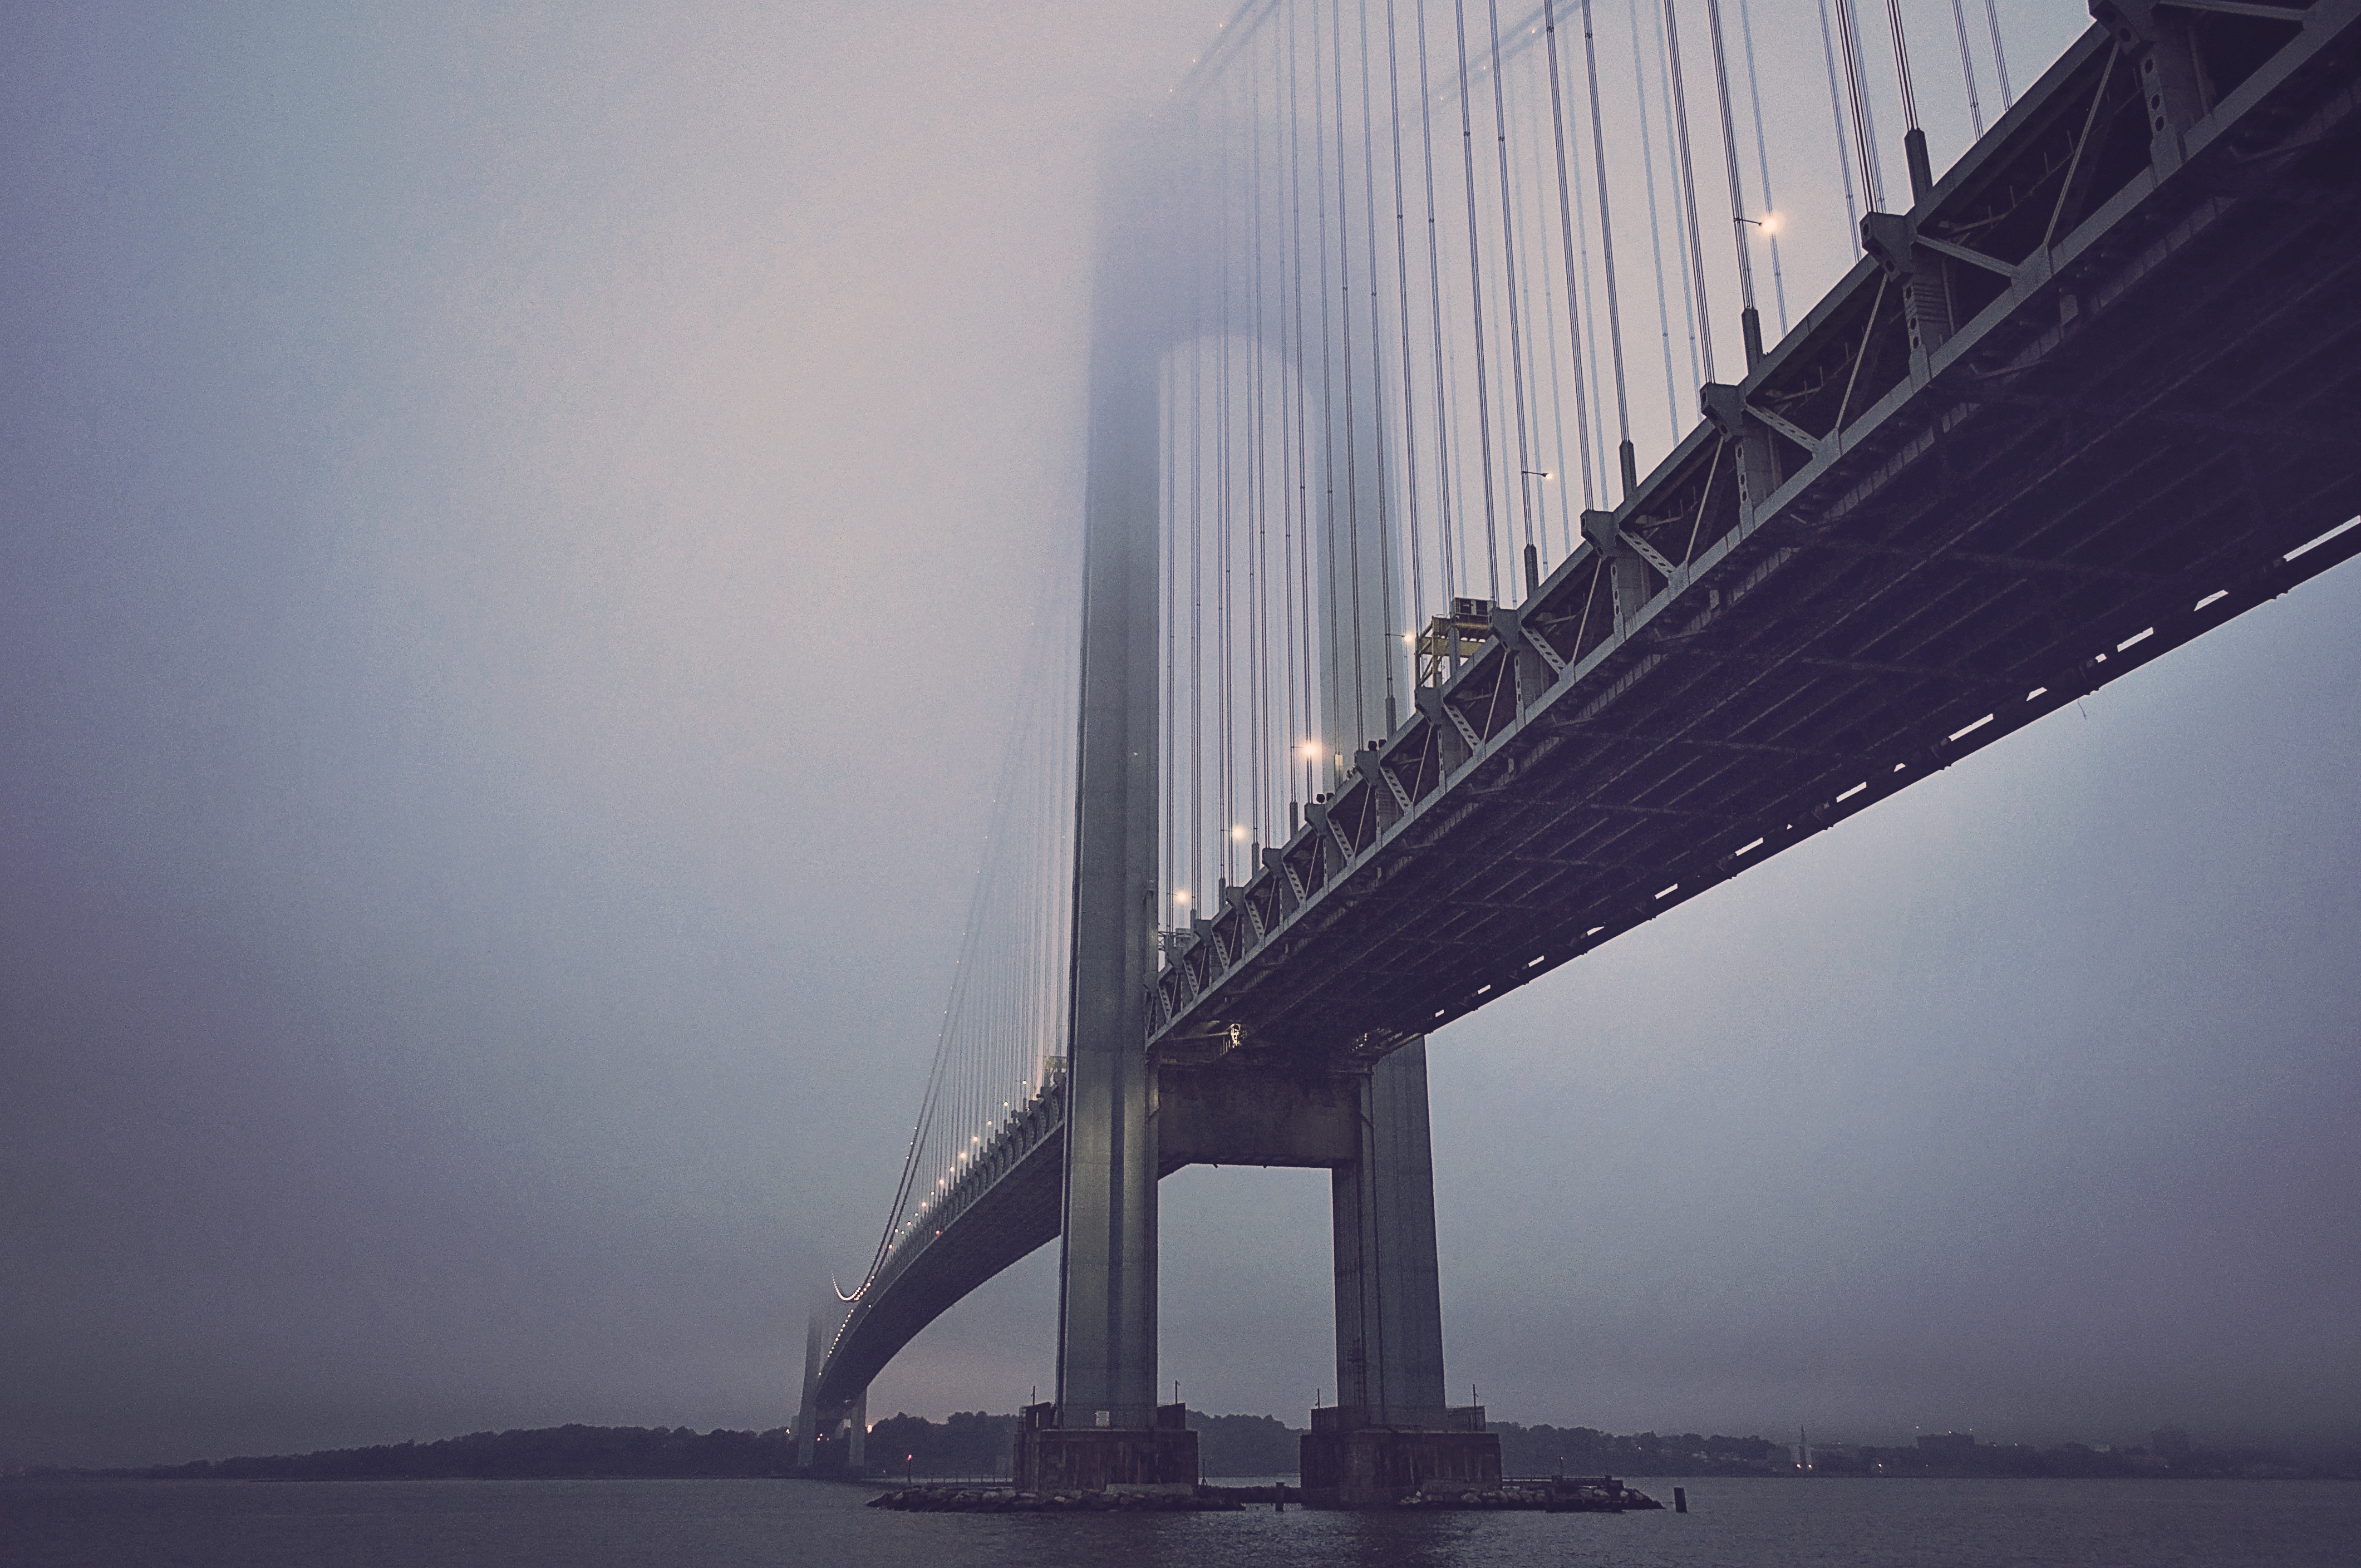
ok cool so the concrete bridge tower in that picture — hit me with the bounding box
[1021,120,1494,1503]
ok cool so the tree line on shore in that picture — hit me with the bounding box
[19,1414,2350,1482]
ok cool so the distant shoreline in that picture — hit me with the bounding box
[12,1418,2352,1484]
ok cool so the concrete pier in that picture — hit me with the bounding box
[1298,1405,1501,1509]
[1013,1401,1200,1492]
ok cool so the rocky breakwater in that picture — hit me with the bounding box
[868,1486,1245,1512]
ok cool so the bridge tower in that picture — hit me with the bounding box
[1021,124,1494,1503]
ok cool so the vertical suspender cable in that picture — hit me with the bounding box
[1484,0,1539,592]
[1287,0,1318,805]
[1568,119,1611,507]
[1542,0,1598,515]
[1329,0,1368,749]
[1516,46,1560,571]
[1251,25,1272,853]
[1661,0,1716,386]
[1217,92,1236,886]
[1163,321,1177,926]
[1816,0,1862,255]
[1948,0,1985,137]
[1650,0,1704,396]
[1450,0,1502,602]
[1190,148,1205,912]
[1579,0,1635,498]
[1883,0,1930,198]
[1312,0,1344,777]
[1523,62,1574,556]
[1281,0,1303,812]
[1885,0,1920,129]
[1735,0,1788,331]
[1703,0,1758,367]
[1627,0,1683,438]
[1984,0,2013,108]
[1384,0,1429,677]
[1834,0,1887,212]
[1415,0,1459,612]
[1355,0,1400,733]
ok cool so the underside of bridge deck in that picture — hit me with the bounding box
[1152,0,2361,1068]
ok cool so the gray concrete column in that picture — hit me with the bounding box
[1330,1039,1448,1428]
[795,1294,829,1471]
[846,1391,867,1470]
[1055,136,1167,1432]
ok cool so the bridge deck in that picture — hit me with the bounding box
[1153,3,2361,1063]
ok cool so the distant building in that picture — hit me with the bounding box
[1916,1431,1977,1456]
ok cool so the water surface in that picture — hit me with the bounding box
[5,1474,2353,1567]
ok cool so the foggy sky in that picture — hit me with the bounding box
[3,2,2355,1470]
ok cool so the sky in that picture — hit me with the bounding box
[3,1,2355,1471]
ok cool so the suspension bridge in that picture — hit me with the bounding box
[799,0,2361,1505]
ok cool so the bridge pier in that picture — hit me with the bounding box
[1329,1041,1448,1428]
[1305,1041,1502,1507]
[795,1295,826,1472]
[796,1293,872,1477]
[1149,1040,1498,1505]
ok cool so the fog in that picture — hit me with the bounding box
[3,1,2355,1469]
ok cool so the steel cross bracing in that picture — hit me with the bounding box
[1152,0,2361,1067]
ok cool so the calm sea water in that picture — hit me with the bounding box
[4,1474,2355,1567]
